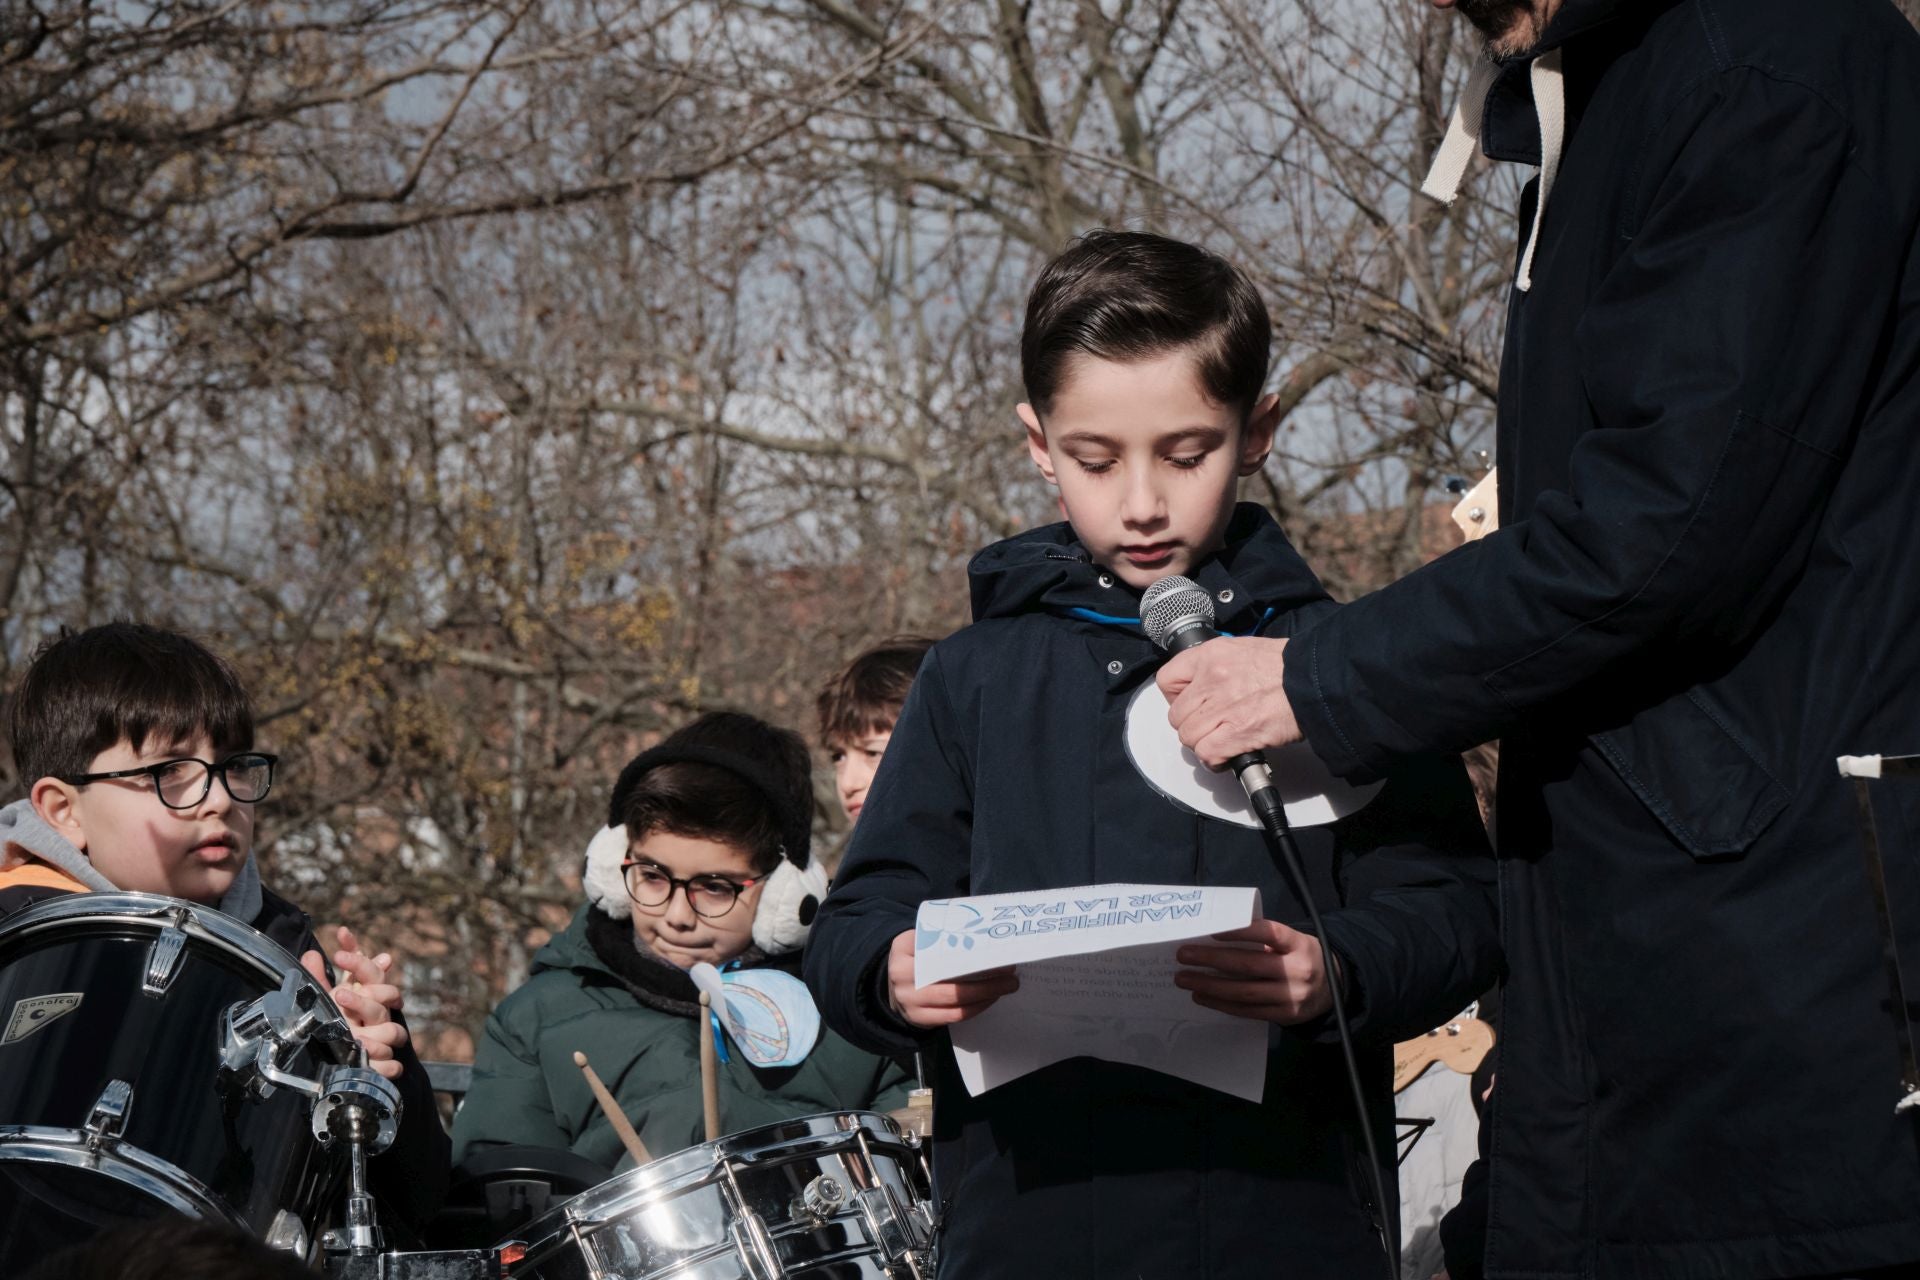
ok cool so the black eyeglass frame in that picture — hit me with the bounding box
[620,859,762,919]
[57,752,280,811]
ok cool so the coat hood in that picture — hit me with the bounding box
[0,796,263,921]
[0,799,116,892]
[967,503,1333,634]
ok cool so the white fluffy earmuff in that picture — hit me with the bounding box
[750,852,831,955]
[583,824,633,920]
[589,821,825,955]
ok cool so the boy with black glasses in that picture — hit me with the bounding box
[452,710,911,1170]
[0,620,450,1226]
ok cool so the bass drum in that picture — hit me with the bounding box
[505,1111,934,1279]
[0,892,357,1262]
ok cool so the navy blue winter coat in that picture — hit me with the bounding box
[1282,2,1920,1277]
[806,505,1501,1280]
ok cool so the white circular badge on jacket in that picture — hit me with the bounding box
[1123,679,1385,829]
[689,962,822,1068]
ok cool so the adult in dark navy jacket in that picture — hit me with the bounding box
[1161,2,1920,1277]
[807,504,1501,1280]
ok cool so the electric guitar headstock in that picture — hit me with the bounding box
[1393,1016,1495,1093]
[1448,466,1499,544]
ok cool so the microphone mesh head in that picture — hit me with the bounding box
[1139,575,1215,650]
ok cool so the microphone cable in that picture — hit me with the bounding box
[1246,782,1400,1280]
[1141,575,1399,1280]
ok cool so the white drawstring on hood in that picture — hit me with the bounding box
[1422,48,1567,293]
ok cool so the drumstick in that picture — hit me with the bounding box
[698,991,721,1141]
[573,1051,651,1166]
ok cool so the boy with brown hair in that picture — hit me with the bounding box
[816,636,935,828]
[805,230,1502,1280]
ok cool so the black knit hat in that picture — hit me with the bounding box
[606,740,812,872]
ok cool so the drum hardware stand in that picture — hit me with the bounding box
[265,1209,313,1258]
[212,974,499,1279]
[318,1057,502,1279]
[314,1060,405,1257]
[220,970,357,1101]
[894,1115,934,1192]
[1838,753,1920,1115]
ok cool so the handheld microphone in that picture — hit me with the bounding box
[1139,576,1284,822]
[1141,572,1399,1280]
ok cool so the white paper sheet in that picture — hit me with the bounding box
[914,883,1269,1102]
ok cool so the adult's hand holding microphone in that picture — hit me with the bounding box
[1146,575,1303,771]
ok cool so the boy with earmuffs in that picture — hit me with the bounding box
[452,711,913,1170]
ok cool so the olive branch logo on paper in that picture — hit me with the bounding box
[916,900,987,952]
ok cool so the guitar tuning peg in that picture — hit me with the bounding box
[1442,475,1468,495]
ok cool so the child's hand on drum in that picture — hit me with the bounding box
[1172,920,1334,1025]
[885,928,1018,1029]
[300,925,411,1080]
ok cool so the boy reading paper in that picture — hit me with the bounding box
[805,230,1502,1280]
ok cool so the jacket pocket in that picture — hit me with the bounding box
[1588,685,1790,859]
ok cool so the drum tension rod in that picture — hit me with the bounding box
[719,1158,783,1280]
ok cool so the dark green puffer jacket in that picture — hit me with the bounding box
[451,902,913,1173]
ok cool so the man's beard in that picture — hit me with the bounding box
[1453,0,1539,51]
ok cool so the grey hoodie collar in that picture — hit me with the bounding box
[0,797,264,922]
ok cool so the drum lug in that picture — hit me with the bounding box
[855,1184,933,1274]
[83,1079,133,1152]
[729,1209,783,1280]
[142,924,189,996]
[265,1208,311,1258]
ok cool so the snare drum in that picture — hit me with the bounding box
[505,1111,934,1279]
[0,892,358,1261]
